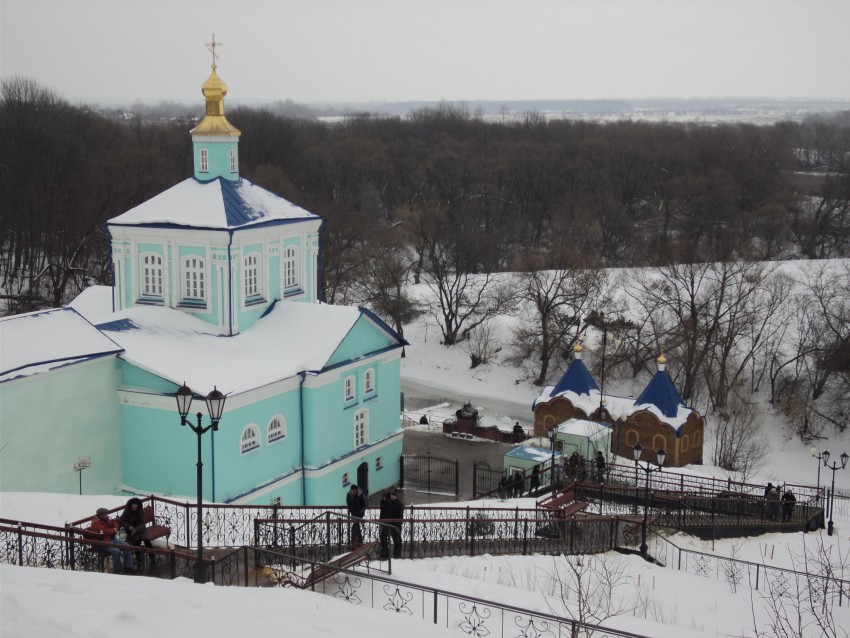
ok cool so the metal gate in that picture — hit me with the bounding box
[472,461,505,498]
[399,453,459,495]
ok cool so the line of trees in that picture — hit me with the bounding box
[2,78,848,451]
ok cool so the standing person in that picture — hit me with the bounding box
[346,484,367,548]
[118,497,156,564]
[512,469,524,498]
[766,487,780,520]
[529,465,541,493]
[594,451,606,483]
[90,507,134,573]
[387,491,405,558]
[764,482,774,499]
[497,475,509,500]
[568,452,580,480]
[781,489,796,522]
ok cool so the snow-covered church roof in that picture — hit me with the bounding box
[535,352,697,433]
[108,176,318,230]
[90,300,372,396]
[0,308,123,383]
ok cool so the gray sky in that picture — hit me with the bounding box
[2,0,849,105]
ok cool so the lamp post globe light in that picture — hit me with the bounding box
[633,443,666,559]
[821,449,849,537]
[175,382,226,584]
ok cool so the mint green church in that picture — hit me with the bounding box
[0,59,406,505]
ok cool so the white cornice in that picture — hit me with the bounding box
[305,431,403,480]
[303,348,402,389]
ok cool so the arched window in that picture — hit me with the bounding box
[141,253,163,298]
[244,253,261,298]
[652,435,667,458]
[694,430,701,446]
[364,369,375,396]
[376,456,384,470]
[267,416,286,443]
[543,415,556,430]
[240,425,260,454]
[230,149,238,173]
[283,246,299,290]
[182,256,206,302]
[344,375,356,402]
[199,148,209,173]
[342,472,350,487]
[681,435,690,452]
[625,429,639,447]
[354,409,368,448]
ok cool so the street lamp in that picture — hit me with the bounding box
[821,449,849,537]
[599,312,608,417]
[175,382,226,583]
[811,447,826,525]
[549,427,558,491]
[633,443,666,559]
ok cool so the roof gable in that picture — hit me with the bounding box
[325,309,405,369]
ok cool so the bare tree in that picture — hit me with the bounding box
[542,554,634,637]
[511,252,608,385]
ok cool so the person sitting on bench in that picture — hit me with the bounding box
[91,507,134,573]
[119,497,157,563]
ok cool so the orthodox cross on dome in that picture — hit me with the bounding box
[206,34,222,68]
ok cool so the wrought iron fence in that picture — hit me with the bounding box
[218,545,657,638]
[655,534,849,608]
[400,452,459,495]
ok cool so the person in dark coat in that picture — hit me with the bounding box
[497,475,509,500]
[529,465,541,493]
[781,489,796,522]
[119,497,156,562]
[594,451,606,483]
[764,482,774,499]
[378,490,404,558]
[511,470,524,498]
[346,484,368,546]
[512,422,525,443]
[766,487,780,520]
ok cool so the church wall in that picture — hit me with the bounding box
[210,391,304,502]
[533,398,589,437]
[0,358,124,495]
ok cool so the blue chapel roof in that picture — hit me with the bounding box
[551,357,599,397]
[634,369,687,418]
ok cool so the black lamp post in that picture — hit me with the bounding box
[549,427,558,490]
[811,447,826,524]
[175,382,226,584]
[633,443,666,559]
[821,449,849,537]
[598,313,607,417]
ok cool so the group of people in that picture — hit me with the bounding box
[89,497,156,574]
[346,484,405,559]
[764,482,796,522]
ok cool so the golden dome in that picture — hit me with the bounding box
[657,352,667,365]
[190,45,240,138]
[574,343,584,353]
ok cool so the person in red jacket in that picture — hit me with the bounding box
[90,507,134,573]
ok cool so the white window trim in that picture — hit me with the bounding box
[267,415,286,444]
[230,148,238,173]
[199,148,209,173]
[354,409,369,448]
[282,245,301,292]
[241,425,261,455]
[181,255,207,304]
[342,472,350,487]
[364,368,375,396]
[244,252,262,300]
[376,456,383,470]
[140,252,164,299]
[344,375,356,402]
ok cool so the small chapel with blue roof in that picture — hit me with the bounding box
[0,50,406,504]
[533,345,705,466]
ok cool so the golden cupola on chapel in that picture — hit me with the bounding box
[191,35,241,181]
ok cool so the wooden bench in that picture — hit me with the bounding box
[141,506,171,543]
[559,501,589,518]
[286,542,379,589]
[537,485,578,510]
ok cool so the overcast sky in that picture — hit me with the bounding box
[2,0,849,106]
